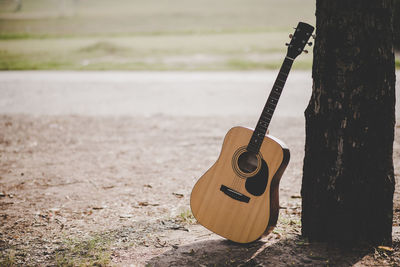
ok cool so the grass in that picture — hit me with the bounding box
[177,209,196,224]
[0,32,314,70]
[0,250,16,267]
[55,234,112,267]
[0,0,316,70]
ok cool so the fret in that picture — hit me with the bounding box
[255,128,267,136]
[260,120,271,127]
[269,99,278,105]
[256,126,268,133]
[261,113,271,119]
[258,125,266,131]
[259,119,271,126]
[272,89,281,95]
[247,143,258,154]
[260,117,270,125]
[259,118,270,125]
[265,103,275,109]
[275,81,284,88]
[273,89,282,95]
[277,74,287,81]
[270,91,280,99]
[281,62,292,72]
[258,128,267,136]
[279,71,288,77]
[259,121,270,128]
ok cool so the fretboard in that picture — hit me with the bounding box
[247,56,294,154]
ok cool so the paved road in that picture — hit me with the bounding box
[0,71,399,118]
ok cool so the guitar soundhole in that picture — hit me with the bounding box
[237,151,258,173]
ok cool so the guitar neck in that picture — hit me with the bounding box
[247,56,294,153]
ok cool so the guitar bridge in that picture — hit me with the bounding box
[220,185,250,203]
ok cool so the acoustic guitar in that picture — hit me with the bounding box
[190,22,314,243]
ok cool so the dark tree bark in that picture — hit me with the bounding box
[394,0,400,50]
[301,0,396,245]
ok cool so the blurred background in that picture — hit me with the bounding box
[0,0,319,70]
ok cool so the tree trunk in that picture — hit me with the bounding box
[394,0,400,50]
[301,0,396,245]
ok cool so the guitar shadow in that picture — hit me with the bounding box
[146,235,371,267]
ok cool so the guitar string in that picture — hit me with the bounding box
[231,164,238,189]
[231,174,237,190]
[235,176,241,191]
[233,175,242,191]
[236,176,240,191]
[231,175,237,190]
[235,174,241,190]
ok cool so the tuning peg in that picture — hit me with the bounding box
[285,43,290,46]
[303,50,309,54]
[307,42,313,46]
[289,34,293,39]
[312,34,316,39]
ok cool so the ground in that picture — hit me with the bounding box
[0,71,399,266]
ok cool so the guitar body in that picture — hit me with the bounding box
[190,126,290,243]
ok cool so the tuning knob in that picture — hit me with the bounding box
[289,34,293,39]
[312,34,316,39]
[307,42,313,46]
[285,43,290,46]
[303,49,309,54]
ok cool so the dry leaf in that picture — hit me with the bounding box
[120,214,132,218]
[92,206,106,210]
[172,192,184,198]
[138,201,159,207]
[377,246,394,253]
[102,185,115,189]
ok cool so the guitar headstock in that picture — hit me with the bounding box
[286,22,315,59]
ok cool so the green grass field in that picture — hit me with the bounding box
[0,0,317,70]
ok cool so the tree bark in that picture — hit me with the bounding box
[301,0,396,245]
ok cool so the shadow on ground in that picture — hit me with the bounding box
[146,235,371,266]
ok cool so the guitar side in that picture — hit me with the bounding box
[190,126,290,243]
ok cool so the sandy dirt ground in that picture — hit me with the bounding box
[0,71,399,266]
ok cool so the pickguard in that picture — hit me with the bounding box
[245,159,269,196]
